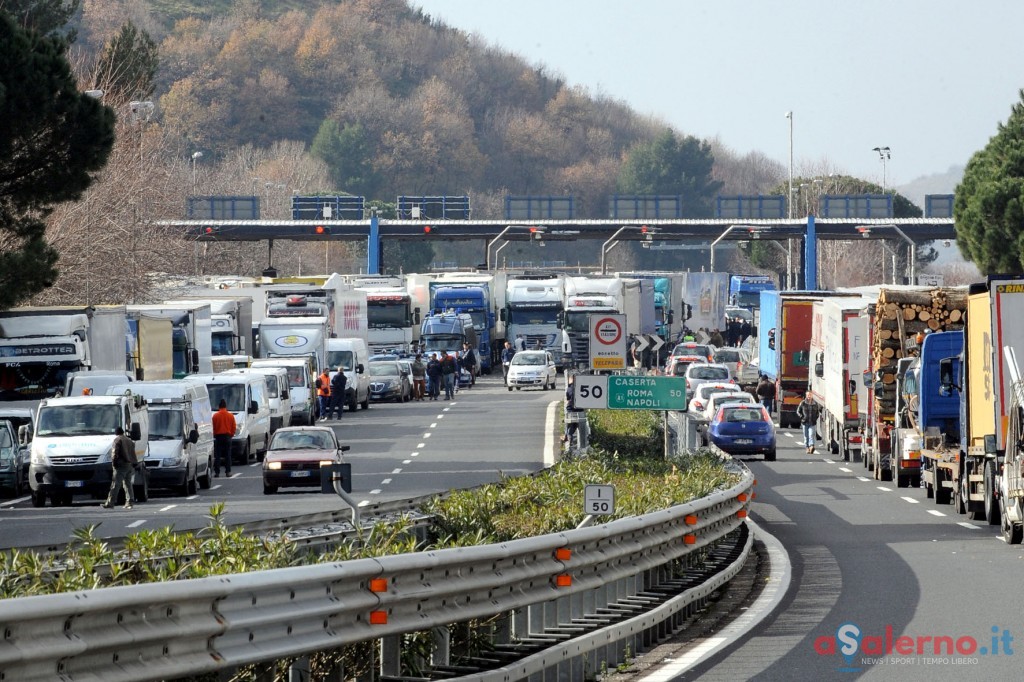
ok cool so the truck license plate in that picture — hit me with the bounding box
[291,470,311,478]
[65,480,84,488]
[735,439,753,445]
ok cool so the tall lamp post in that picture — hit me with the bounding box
[190,151,203,194]
[873,146,891,195]
[786,111,794,220]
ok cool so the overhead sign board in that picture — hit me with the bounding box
[574,375,608,409]
[607,376,687,410]
[589,314,627,370]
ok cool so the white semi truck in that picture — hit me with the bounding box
[505,277,567,369]
[561,276,655,369]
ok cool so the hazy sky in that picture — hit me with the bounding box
[414,0,1024,187]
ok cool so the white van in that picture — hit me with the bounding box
[226,366,291,432]
[326,337,370,411]
[192,372,271,464]
[251,357,316,425]
[108,379,214,493]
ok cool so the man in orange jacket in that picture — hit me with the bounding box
[212,399,236,476]
[317,369,331,421]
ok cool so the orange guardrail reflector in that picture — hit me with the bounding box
[684,514,698,525]
[555,548,571,561]
[737,509,748,518]
[369,610,388,625]
[737,493,748,502]
[751,492,757,499]
[556,574,572,587]
[684,533,697,544]
[369,578,388,593]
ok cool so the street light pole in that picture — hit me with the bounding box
[191,151,203,194]
[786,111,793,220]
[873,146,891,194]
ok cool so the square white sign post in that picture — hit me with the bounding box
[584,484,615,515]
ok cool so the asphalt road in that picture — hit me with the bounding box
[673,426,1024,681]
[0,373,558,549]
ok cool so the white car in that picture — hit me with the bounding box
[684,363,734,395]
[506,351,557,391]
[687,383,742,415]
[702,391,757,422]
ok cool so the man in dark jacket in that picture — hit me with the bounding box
[102,426,138,509]
[426,353,443,400]
[756,375,776,415]
[328,367,347,419]
[440,351,457,400]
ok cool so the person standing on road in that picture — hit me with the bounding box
[328,367,347,419]
[563,374,584,447]
[501,341,515,379]
[102,426,138,509]
[460,342,477,386]
[212,398,236,477]
[756,375,776,415]
[317,369,331,421]
[426,353,442,400]
[797,391,819,454]
[440,351,457,400]
[411,354,426,400]
[514,334,526,351]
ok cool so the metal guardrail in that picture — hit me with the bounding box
[0,464,754,681]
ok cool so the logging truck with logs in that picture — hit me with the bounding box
[863,286,967,483]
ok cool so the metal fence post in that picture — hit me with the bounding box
[287,656,310,682]
[381,634,402,677]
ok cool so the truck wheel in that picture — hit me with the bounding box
[984,461,999,525]
[31,489,46,507]
[199,460,212,490]
[360,395,369,410]
[177,467,192,497]
[925,476,934,499]
[935,474,951,505]
[349,396,358,411]
[1002,501,1023,544]
[187,466,198,496]
[897,474,909,488]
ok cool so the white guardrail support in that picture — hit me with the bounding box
[0,469,754,681]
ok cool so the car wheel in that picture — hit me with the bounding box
[31,489,46,507]
[199,459,212,490]
[263,482,277,495]
[508,386,513,392]
[177,466,192,497]
[361,395,369,409]
[765,449,777,462]
[516,386,521,391]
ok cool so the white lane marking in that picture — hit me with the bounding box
[958,522,979,530]
[159,505,177,512]
[430,422,438,428]
[187,494,199,500]
[443,408,450,412]
[410,453,419,457]
[839,467,852,473]
[927,510,946,517]
[877,486,892,492]
[437,415,444,419]
[391,468,402,474]
[402,460,412,464]
[369,488,382,495]
[644,518,792,680]
[127,520,146,528]
[417,443,426,449]
[381,478,392,485]
[857,477,870,482]
[249,462,259,467]
[0,496,30,508]
[901,496,919,504]
[229,473,241,479]
[823,459,835,464]
[357,500,370,507]
[210,485,222,491]
[784,432,795,438]
[423,432,432,438]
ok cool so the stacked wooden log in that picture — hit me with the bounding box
[873,287,967,418]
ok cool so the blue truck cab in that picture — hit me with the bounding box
[430,285,493,373]
[730,275,776,310]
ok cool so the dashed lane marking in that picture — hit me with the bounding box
[391,468,402,474]
[839,467,852,473]
[423,432,432,438]
[857,477,870,482]
[381,478,392,485]
[159,505,177,512]
[927,510,946,517]
[369,488,382,495]
[402,460,412,464]
[127,520,146,528]
[877,486,892,492]
[0,496,30,508]
[958,522,979,530]
[901,496,919,504]
[430,422,438,428]
[417,443,425,449]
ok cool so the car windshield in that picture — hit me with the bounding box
[673,344,711,357]
[149,410,184,440]
[715,350,741,363]
[207,384,246,412]
[512,353,546,366]
[368,362,400,377]
[723,407,765,423]
[698,384,738,400]
[672,362,694,377]
[711,393,754,408]
[270,430,335,451]
[37,405,121,437]
[326,350,355,371]
[691,366,730,380]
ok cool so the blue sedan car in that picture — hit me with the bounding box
[708,404,776,461]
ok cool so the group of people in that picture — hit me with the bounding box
[412,342,479,401]
[707,318,753,348]
[316,367,349,421]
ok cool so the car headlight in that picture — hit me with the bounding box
[31,449,48,465]
[319,460,334,468]
[266,461,282,470]
[235,421,243,436]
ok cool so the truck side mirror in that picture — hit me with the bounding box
[556,311,564,329]
[862,370,873,387]
[500,309,507,322]
[135,368,145,381]
[356,364,364,374]
[281,388,289,398]
[189,349,200,373]
[18,424,30,445]
[130,423,142,441]
[667,311,674,324]
[814,362,824,378]
[414,309,421,325]
[188,428,199,444]
[939,358,957,392]
[248,400,258,415]
[848,379,856,396]
[340,445,351,452]
[984,434,997,455]
[874,380,885,392]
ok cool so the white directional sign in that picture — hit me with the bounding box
[589,314,627,370]
[649,333,665,354]
[633,335,649,354]
[584,484,616,515]
[574,375,609,409]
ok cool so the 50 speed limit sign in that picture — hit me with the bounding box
[574,375,608,409]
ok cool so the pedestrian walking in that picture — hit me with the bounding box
[501,341,515,379]
[709,328,725,348]
[441,351,457,400]
[316,369,331,421]
[212,398,236,477]
[756,375,776,415]
[102,426,138,509]
[411,354,426,400]
[328,367,347,419]
[797,391,819,454]
[563,374,584,448]
[461,342,477,386]
[514,334,526,351]
[426,353,442,400]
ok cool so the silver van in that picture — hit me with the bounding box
[250,357,316,425]
[326,337,370,411]
[192,372,271,463]
[226,366,292,432]
[109,379,214,493]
